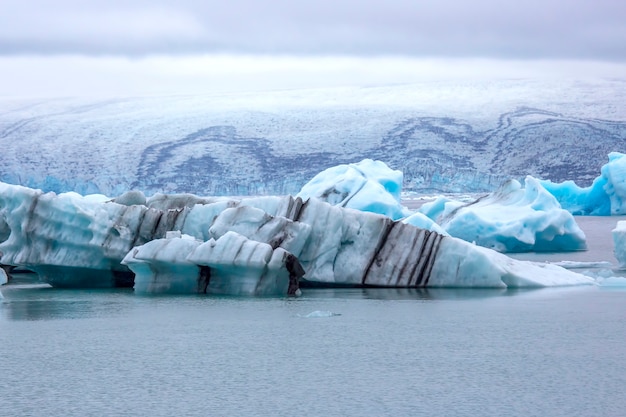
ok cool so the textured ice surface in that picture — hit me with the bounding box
[298,311,341,318]
[1,80,625,197]
[597,276,626,287]
[419,177,587,253]
[297,159,408,220]
[0,181,594,291]
[122,234,202,294]
[542,152,626,215]
[123,231,301,296]
[401,212,448,235]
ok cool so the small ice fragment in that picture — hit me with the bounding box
[299,310,341,318]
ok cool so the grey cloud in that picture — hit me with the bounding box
[1,0,625,60]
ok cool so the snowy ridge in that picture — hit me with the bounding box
[1,80,625,196]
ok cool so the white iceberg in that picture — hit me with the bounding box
[612,220,626,268]
[401,211,448,235]
[298,311,341,318]
[419,177,587,253]
[597,277,626,287]
[122,231,302,296]
[542,152,626,215]
[186,231,302,296]
[297,159,408,220]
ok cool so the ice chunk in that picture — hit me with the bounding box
[122,234,203,294]
[423,177,587,253]
[186,231,301,296]
[0,182,197,287]
[428,237,594,288]
[597,277,626,287]
[0,267,7,285]
[542,152,626,215]
[402,212,448,235]
[553,261,614,269]
[612,220,626,268]
[298,311,341,318]
[297,159,407,220]
[296,198,393,285]
[208,206,311,255]
[112,190,147,206]
[123,231,302,296]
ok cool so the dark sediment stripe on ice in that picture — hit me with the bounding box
[362,220,395,285]
[286,253,305,296]
[291,198,308,222]
[198,265,211,293]
[286,196,305,221]
[406,229,429,286]
[412,231,440,287]
[421,234,444,287]
[129,208,148,249]
[363,223,445,287]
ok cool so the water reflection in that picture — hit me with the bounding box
[1,277,602,322]
[1,285,134,321]
[298,286,542,300]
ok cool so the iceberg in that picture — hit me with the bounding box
[541,152,626,215]
[419,177,587,253]
[122,231,303,296]
[296,160,584,253]
[297,159,409,220]
[298,311,341,318]
[612,220,626,268]
[401,211,448,235]
[597,277,626,287]
[0,181,594,292]
[0,183,198,287]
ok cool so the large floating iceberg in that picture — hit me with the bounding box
[0,181,593,293]
[419,177,587,253]
[541,152,626,215]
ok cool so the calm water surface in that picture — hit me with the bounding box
[2,279,626,417]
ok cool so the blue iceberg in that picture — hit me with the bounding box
[541,152,626,215]
[420,177,587,253]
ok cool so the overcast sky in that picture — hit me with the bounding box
[1,0,625,97]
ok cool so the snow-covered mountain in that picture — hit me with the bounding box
[1,79,625,196]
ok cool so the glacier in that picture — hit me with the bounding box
[541,152,626,216]
[0,180,594,293]
[1,80,625,197]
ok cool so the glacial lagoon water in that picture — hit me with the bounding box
[2,216,626,417]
